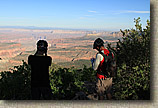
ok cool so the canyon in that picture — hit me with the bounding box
[0,28,122,71]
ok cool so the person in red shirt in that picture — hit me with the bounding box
[28,40,52,100]
[91,38,115,100]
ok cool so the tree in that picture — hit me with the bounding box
[108,17,150,99]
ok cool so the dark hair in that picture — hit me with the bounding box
[93,38,104,49]
[35,40,48,56]
[37,40,48,47]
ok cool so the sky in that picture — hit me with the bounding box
[0,0,150,31]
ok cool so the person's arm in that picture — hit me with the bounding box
[48,56,52,66]
[28,55,32,65]
[93,54,102,70]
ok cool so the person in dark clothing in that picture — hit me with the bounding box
[28,40,52,100]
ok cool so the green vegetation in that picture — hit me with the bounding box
[25,50,36,54]
[0,61,96,100]
[108,17,150,99]
[0,17,150,100]
[58,59,91,69]
[49,45,92,52]
[0,42,18,47]
[0,61,31,99]
[13,54,29,61]
[49,66,96,100]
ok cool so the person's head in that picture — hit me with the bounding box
[93,38,105,51]
[36,40,48,56]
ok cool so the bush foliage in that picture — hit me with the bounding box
[0,61,31,99]
[108,17,150,99]
[0,17,150,100]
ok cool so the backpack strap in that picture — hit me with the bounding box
[99,50,110,78]
[99,49,115,78]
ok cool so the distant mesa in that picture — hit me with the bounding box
[86,33,99,37]
[86,31,122,37]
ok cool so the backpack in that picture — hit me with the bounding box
[99,49,117,78]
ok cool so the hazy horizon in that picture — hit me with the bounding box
[0,0,150,31]
[0,25,121,31]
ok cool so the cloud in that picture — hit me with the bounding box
[97,14,105,16]
[127,11,150,13]
[88,10,97,13]
[115,10,150,14]
[84,15,93,16]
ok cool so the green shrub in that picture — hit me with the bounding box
[49,65,96,100]
[0,61,31,99]
[108,17,150,99]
